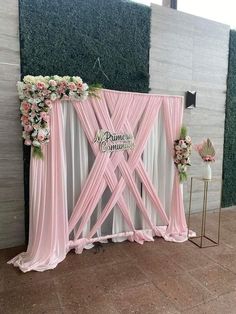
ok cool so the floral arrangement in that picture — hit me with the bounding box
[18,75,101,158]
[174,126,192,182]
[195,138,215,162]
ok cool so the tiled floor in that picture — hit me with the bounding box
[1,209,236,314]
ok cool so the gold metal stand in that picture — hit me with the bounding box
[188,177,222,248]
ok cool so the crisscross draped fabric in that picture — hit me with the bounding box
[9,89,191,272]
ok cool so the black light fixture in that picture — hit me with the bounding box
[185,91,196,109]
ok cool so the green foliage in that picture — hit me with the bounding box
[32,147,43,159]
[222,30,236,207]
[179,172,187,183]
[19,0,151,92]
[180,125,187,139]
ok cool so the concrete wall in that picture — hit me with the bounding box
[0,1,24,248]
[150,5,230,212]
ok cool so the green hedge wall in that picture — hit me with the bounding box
[19,0,150,92]
[19,0,151,238]
[222,30,236,207]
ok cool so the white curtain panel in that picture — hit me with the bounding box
[143,105,174,228]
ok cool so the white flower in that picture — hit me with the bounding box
[82,83,88,91]
[32,140,41,147]
[31,130,38,137]
[62,76,71,82]
[180,143,187,149]
[178,164,187,173]
[80,91,89,100]
[69,91,75,97]
[175,145,181,151]
[185,136,192,143]
[23,75,36,84]
[72,76,83,84]
[177,154,182,160]
[50,93,57,101]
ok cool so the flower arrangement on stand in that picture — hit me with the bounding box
[174,126,192,182]
[195,138,215,180]
[18,75,101,158]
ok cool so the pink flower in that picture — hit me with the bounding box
[21,101,31,112]
[24,139,32,146]
[45,99,52,107]
[49,80,57,87]
[203,155,215,162]
[24,124,33,132]
[31,104,39,111]
[77,83,83,89]
[21,115,29,125]
[42,89,50,96]
[68,82,76,91]
[57,88,65,95]
[36,82,46,90]
[40,111,49,122]
[37,129,46,142]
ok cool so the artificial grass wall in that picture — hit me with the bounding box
[19,0,151,238]
[222,30,236,207]
[19,0,151,92]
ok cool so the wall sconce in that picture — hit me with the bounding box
[186,91,196,109]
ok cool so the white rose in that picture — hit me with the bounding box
[50,93,57,101]
[72,76,83,84]
[185,136,191,143]
[32,140,41,147]
[82,83,88,91]
[23,75,36,84]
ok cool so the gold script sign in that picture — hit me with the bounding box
[94,129,135,152]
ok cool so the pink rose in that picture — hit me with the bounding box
[42,89,50,96]
[21,101,31,112]
[24,124,33,132]
[77,83,83,89]
[68,82,76,91]
[31,104,39,111]
[40,111,49,122]
[24,139,32,146]
[37,130,46,142]
[49,80,57,87]
[21,115,29,125]
[45,99,52,107]
[59,82,67,88]
[57,88,65,95]
[36,82,46,90]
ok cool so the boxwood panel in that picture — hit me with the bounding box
[222,30,236,207]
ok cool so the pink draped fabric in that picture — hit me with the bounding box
[9,101,68,272]
[163,96,190,242]
[9,89,190,272]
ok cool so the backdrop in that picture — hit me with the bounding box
[9,89,189,272]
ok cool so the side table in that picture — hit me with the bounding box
[187,176,222,248]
